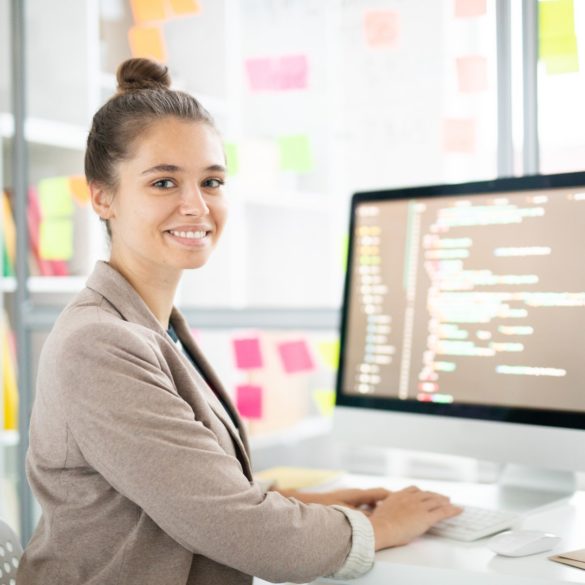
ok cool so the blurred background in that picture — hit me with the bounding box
[1,0,584,545]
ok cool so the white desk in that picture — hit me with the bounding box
[310,474,585,585]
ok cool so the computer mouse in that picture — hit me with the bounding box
[488,529,561,557]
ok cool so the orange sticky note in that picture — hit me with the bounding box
[69,176,90,205]
[443,118,476,153]
[169,0,200,16]
[364,10,400,48]
[129,0,166,23]
[128,25,167,62]
[456,56,488,93]
[455,0,486,18]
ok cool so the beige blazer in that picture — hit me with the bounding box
[17,261,353,585]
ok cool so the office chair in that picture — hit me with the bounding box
[0,518,22,585]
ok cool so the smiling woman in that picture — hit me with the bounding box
[16,58,460,585]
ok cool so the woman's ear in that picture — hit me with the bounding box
[89,182,115,220]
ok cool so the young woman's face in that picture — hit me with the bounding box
[107,118,227,275]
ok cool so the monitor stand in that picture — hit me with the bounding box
[495,464,577,513]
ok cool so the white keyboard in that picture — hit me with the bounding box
[428,505,520,541]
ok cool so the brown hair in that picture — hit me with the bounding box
[84,58,217,237]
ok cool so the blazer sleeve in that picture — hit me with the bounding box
[57,322,354,583]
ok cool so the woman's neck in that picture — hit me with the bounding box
[108,253,181,330]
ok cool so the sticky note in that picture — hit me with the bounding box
[539,0,579,75]
[279,135,313,173]
[254,467,343,490]
[69,176,90,205]
[317,340,340,370]
[313,389,336,417]
[277,55,308,90]
[128,25,167,62]
[443,118,476,153]
[456,55,488,93]
[129,0,166,23]
[236,384,263,419]
[245,58,277,91]
[233,337,263,369]
[455,0,486,18]
[277,340,315,373]
[364,10,399,48]
[224,142,239,176]
[169,0,200,16]
[342,233,349,271]
[39,219,74,260]
[38,177,74,218]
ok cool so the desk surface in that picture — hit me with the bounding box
[311,474,585,585]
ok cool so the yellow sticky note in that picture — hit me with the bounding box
[313,389,336,417]
[539,0,579,74]
[169,0,200,16]
[39,219,74,260]
[279,135,313,173]
[38,177,74,218]
[254,466,343,490]
[128,25,168,62]
[224,142,239,176]
[69,176,90,205]
[342,233,349,271]
[317,340,340,370]
[129,0,166,23]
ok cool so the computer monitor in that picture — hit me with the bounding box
[334,171,585,510]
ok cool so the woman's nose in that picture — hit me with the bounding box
[180,186,209,216]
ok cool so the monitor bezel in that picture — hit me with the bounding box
[336,171,585,431]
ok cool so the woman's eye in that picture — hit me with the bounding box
[153,179,175,189]
[203,178,225,189]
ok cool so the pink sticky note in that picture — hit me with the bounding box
[236,384,263,419]
[233,337,263,369]
[277,54,308,90]
[277,340,315,374]
[364,10,399,48]
[455,0,486,18]
[443,118,476,153]
[245,58,277,91]
[456,55,488,93]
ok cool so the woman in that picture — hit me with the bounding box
[17,58,460,585]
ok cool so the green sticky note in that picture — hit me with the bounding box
[224,142,239,176]
[313,389,336,417]
[279,135,313,173]
[39,219,74,260]
[38,177,74,218]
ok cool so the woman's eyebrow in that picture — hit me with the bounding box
[141,164,183,175]
[141,163,227,175]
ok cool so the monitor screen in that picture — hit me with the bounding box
[336,172,585,431]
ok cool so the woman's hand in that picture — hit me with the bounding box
[275,487,391,513]
[368,485,462,550]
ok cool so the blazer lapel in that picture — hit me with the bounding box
[170,309,252,472]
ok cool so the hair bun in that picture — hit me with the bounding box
[116,58,171,94]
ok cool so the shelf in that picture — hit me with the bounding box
[0,431,19,446]
[249,416,332,450]
[28,276,87,293]
[1,277,88,294]
[0,277,16,293]
[0,113,87,150]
